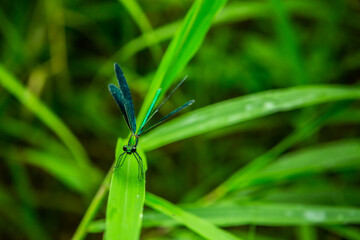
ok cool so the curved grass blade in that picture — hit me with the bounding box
[0,187,46,240]
[114,63,137,132]
[251,139,360,183]
[117,0,162,61]
[145,192,241,240]
[213,139,360,199]
[0,10,24,61]
[202,101,351,203]
[72,167,114,240]
[325,226,360,240]
[271,0,306,85]
[137,0,228,126]
[142,203,360,227]
[23,149,101,195]
[105,138,147,240]
[87,220,105,233]
[5,158,49,240]
[0,64,89,166]
[141,85,360,151]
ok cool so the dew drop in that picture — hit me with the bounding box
[304,210,325,222]
[264,101,275,110]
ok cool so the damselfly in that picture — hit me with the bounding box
[109,63,194,180]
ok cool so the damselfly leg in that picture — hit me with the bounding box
[134,152,144,181]
[114,152,126,170]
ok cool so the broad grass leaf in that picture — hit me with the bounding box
[24,149,101,195]
[251,139,360,184]
[145,192,241,240]
[141,85,360,151]
[0,64,90,167]
[105,138,147,240]
[142,203,360,227]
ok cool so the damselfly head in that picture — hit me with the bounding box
[123,145,137,154]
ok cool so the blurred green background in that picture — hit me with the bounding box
[0,0,360,239]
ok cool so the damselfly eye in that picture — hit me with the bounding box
[131,147,136,153]
[123,146,127,151]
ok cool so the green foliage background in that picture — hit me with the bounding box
[0,0,359,239]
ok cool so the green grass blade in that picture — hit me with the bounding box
[0,146,101,195]
[87,203,360,229]
[0,117,67,153]
[145,192,242,240]
[117,0,162,61]
[43,0,69,84]
[0,187,44,240]
[5,159,49,240]
[88,220,285,240]
[87,219,106,233]
[0,64,90,167]
[297,226,317,240]
[72,169,113,240]
[21,149,101,194]
[105,138,147,240]
[270,0,307,85]
[141,203,360,227]
[137,0,228,126]
[0,10,24,62]
[203,102,350,203]
[325,226,360,240]
[94,0,325,81]
[253,139,360,182]
[263,185,360,206]
[141,85,360,151]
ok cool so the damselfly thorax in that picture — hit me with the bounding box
[122,134,139,155]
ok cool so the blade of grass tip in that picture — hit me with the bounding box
[117,0,162,61]
[0,64,90,167]
[137,0,228,126]
[201,101,352,204]
[145,192,242,240]
[105,138,147,240]
[141,85,360,151]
